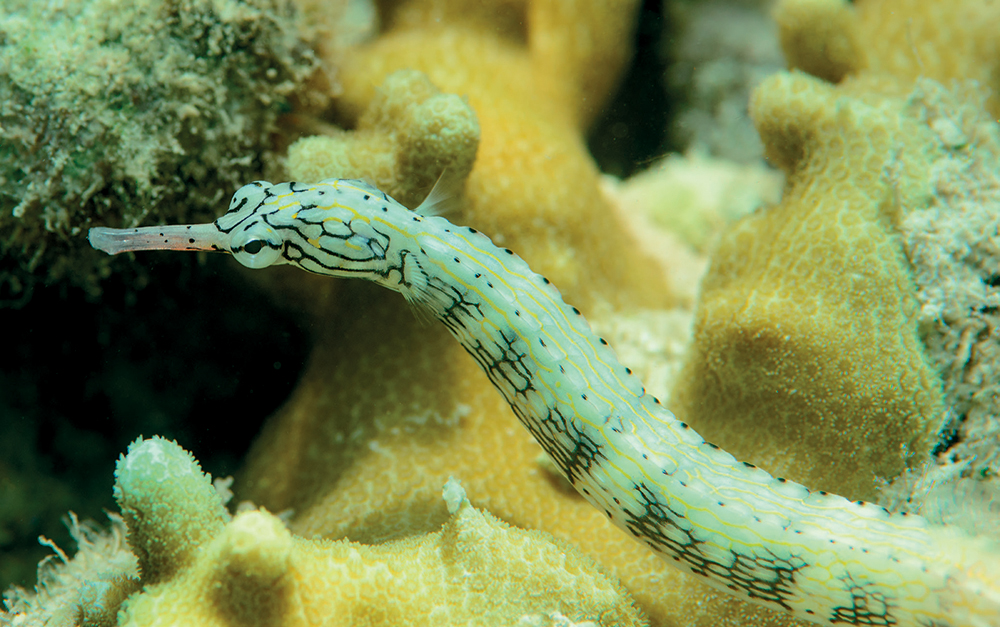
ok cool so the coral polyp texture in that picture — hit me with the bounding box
[669,70,948,502]
[670,0,1000,509]
[235,0,714,623]
[0,0,322,305]
[774,0,1000,112]
[107,437,643,627]
[284,69,481,209]
[85,153,1000,625]
[759,0,1000,501]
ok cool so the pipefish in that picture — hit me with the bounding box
[90,178,1000,627]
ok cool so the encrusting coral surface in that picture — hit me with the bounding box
[4,437,648,627]
[669,0,1000,541]
[107,437,645,627]
[236,1,1000,624]
[235,3,712,623]
[669,69,949,503]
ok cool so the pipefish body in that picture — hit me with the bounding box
[89,178,1000,626]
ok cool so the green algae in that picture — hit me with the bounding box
[0,0,322,306]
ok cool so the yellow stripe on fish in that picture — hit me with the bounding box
[89,178,1000,627]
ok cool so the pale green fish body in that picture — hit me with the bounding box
[89,179,1000,627]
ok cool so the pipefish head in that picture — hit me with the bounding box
[212,180,293,269]
[88,176,457,280]
[87,180,287,268]
[88,179,394,272]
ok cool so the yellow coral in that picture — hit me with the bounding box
[242,0,957,624]
[286,69,481,209]
[670,0,1000,507]
[112,438,643,627]
[44,2,996,627]
[10,0,1000,625]
[774,0,1000,113]
[322,4,667,309]
[670,70,947,501]
[772,0,863,83]
[855,0,1000,109]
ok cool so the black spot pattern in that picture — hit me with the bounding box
[413,263,609,487]
[520,405,606,485]
[830,576,896,626]
[622,482,808,612]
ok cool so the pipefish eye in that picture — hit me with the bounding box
[243,240,264,254]
[231,227,282,269]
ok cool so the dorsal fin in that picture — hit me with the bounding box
[414,171,462,217]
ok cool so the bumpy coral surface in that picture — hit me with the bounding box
[285,69,481,209]
[669,70,948,502]
[326,1,668,308]
[670,0,1000,512]
[759,0,1000,501]
[775,0,1000,111]
[230,0,997,625]
[235,2,743,625]
[111,438,644,627]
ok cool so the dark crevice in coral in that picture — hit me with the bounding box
[0,255,308,590]
[931,412,965,459]
[586,0,671,178]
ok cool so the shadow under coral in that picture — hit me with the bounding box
[0,254,309,590]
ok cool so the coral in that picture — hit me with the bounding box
[771,0,862,84]
[1,513,139,627]
[8,1,1000,627]
[768,0,1000,499]
[285,69,481,209]
[320,0,669,309]
[671,0,1000,506]
[0,260,309,590]
[113,437,231,585]
[853,0,1000,112]
[0,0,323,305]
[883,81,1000,532]
[234,2,753,626]
[232,0,932,620]
[773,0,1000,112]
[597,153,783,307]
[604,153,783,255]
[105,437,644,627]
[669,70,949,502]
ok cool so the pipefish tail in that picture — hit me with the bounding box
[90,178,1000,626]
